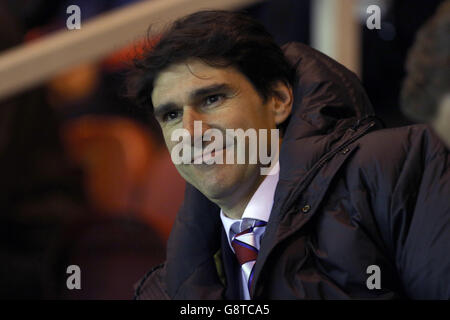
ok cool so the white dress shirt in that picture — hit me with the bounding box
[220,162,280,299]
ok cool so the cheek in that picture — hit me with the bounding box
[164,135,174,151]
[223,103,263,129]
[162,128,177,151]
[237,98,274,129]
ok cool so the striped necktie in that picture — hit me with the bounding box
[231,220,267,297]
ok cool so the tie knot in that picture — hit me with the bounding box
[231,220,267,265]
[237,220,267,236]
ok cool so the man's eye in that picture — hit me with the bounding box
[163,110,181,122]
[204,94,224,106]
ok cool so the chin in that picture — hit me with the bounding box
[196,164,246,199]
[200,171,236,198]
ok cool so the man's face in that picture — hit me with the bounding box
[151,59,278,205]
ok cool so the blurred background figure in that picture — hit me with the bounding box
[0,0,447,299]
[0,0,168,299]
[400,0,450,149]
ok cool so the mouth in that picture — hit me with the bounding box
[191,144,231,164]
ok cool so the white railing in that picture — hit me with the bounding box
[0,0,261,101]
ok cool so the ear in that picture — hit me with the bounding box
[269,81,293,125]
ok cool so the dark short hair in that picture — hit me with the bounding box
[128,10,296,116]
[400,1,450,122]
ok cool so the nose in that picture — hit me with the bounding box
[182,107,210,144]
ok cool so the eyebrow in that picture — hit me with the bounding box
[153,83,233,119]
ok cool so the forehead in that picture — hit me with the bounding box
[151,59,247,106]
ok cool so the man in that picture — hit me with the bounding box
[129,10,450,299]
[401,0,450,149]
